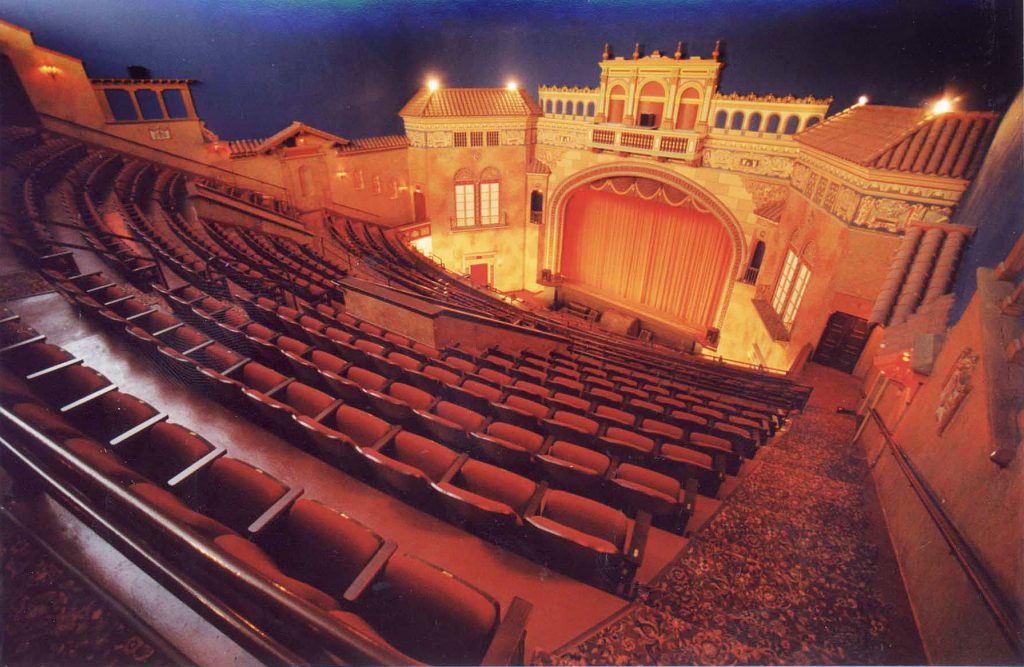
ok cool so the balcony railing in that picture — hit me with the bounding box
[587,127,696,161]
[449,210,509,232]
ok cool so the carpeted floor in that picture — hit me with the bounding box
[538,368,916,665]
[0,515,169,665]
[0,269,52,302]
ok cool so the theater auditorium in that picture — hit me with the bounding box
[0,8,1021,667]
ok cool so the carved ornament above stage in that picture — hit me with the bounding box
[588,176,716,213]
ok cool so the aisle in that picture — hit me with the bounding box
[539,364,925,665]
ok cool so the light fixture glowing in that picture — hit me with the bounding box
[506,80,518,91]
[857,95,869,106]
[40,64,60,79]
[931,97,955,115]
[426,77,440,92]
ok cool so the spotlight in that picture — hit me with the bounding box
[506,80,518,91]
[426,77,440,92]
[40,64,60,79]
[931,97,954,115]
[857,95,869,106]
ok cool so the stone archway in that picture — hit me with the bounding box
[543,161,746,330]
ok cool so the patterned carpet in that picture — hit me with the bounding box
[0,516,168,665]
[537,390,903,665]
[0,269,52,302]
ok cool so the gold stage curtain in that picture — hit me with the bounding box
[561,188,733,330]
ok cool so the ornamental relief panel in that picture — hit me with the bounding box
[406,130,426,148]
[502,129,526,146]
[535,145,570,169]
[740,176,789,208]
[701,148,792,178]
[852,197,952,232]
[426,131,452,148]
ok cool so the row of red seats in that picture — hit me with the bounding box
[0,296,529,666]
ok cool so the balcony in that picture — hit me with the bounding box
[587,126,699,162]
[449,210,509,232]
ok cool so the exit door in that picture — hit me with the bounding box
[468,263,490,286]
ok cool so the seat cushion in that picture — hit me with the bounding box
[459,459,536,512]
[12,402,83,441]
[486,422,544,454]
[642,419,683,440]
[285,382,334,417]
[143,422,212,480]
[505,395,548,417]
[615,463,680,500]
[436,401,485,431]
[241,363,286,392]
[207,458,288,532]
[362,554,497,665]
[392,431,457,481]
[328,611,419,664]
[547,441,609,474]
[596,405,635,426]
[310,350,347,373]
[389,383,433,409]
[64,438,142,486]
[552,393,589,411]
[462,380,503,403]
[604,427,655,454]
[528,515,620,555]
[660,443,713,468]
[129,482,234,540]
[213,534,339,611]
[335,405,391,447]
[552,411,599,435]
[540,490,628,549]
[424,365,460,385]
[347,366,387,391]
[285,499,381,597]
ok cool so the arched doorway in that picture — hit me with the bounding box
[558,175,737,332]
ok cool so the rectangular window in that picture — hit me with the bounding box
[453,132,467,147]
[771,250,799,313]
[486,131,500,146]
[470,131,484,147]
[479,182,500,225]
[782,264,811,326]
[455,183,475,227]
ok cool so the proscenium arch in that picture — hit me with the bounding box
[544,162,746,331]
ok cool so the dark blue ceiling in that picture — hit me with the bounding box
[4,0,1021,140]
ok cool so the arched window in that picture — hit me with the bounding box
[555,100,564,115]
[783,115,801,134]
[743,240,766,283]
[479,167,501,226]
[771,247,811,327]
[576,101,584,117]
[765,114,781,133]
[747,112,763,132]
[586,102,595,117]
[607,85,626,123]
[714,110,728,129]
[530,190,543,224]
[730,111,745,130]
[637,81,666,127]
[675,88,701,130]
[545,99,553,114]
[805,116,821,129]
[355,170,365,190]
[453,168,475,227]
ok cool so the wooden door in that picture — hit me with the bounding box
[812,312,870,373]
[468,263,490,287]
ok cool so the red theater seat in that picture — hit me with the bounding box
[129,482,235,539]
[536,440,610,494]
[214,534,339,611]
[204,458,292,534]
[470,421,546,471]
[361,430,458,500]
[413,401,486,449]
[435,458,540,535]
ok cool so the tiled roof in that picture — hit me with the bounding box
[527,160,551,174]
[227,121,350,157]
[869,225,969,326]
[754,200,785,222]
[337,135,409,154]
[796,105,998,179]
[400,88,542,118]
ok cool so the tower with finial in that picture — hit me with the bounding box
[602,43,610,61]
[712,40,721,61]
[632,42,641,60]
[675,41,683,60]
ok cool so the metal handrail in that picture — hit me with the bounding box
[865,408,1023,659]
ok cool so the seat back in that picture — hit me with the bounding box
[541,490,628,550]
[206,458,288,533]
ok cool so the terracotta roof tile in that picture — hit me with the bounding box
[400,88,542,118]
[337,135,409,154]
[227,121,350,157]
[796,105,998,179]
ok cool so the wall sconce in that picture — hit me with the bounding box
[40,64,61,79]
[335,169,348,178]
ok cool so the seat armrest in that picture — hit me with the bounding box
[313,398,344,423]
[60,383,117,413]
[342,540,397,602]
[522,481,547,518]
[437,452,470,484]
[264,377,295,398]
[124,307,158,322]
[167,446,226,489]
[25,357,82,380]
[85,282,116,294]
[247,486,303,536]
[0,334,47,354]
[219,356,251,377]
[182,338,215,357]
[152,322,185,337]
[110,412,168,447]
[625,511,652,567]
[371,424,401,450]
[103,294,135,307]
[481,596,533,666]
[682,477,699,515]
